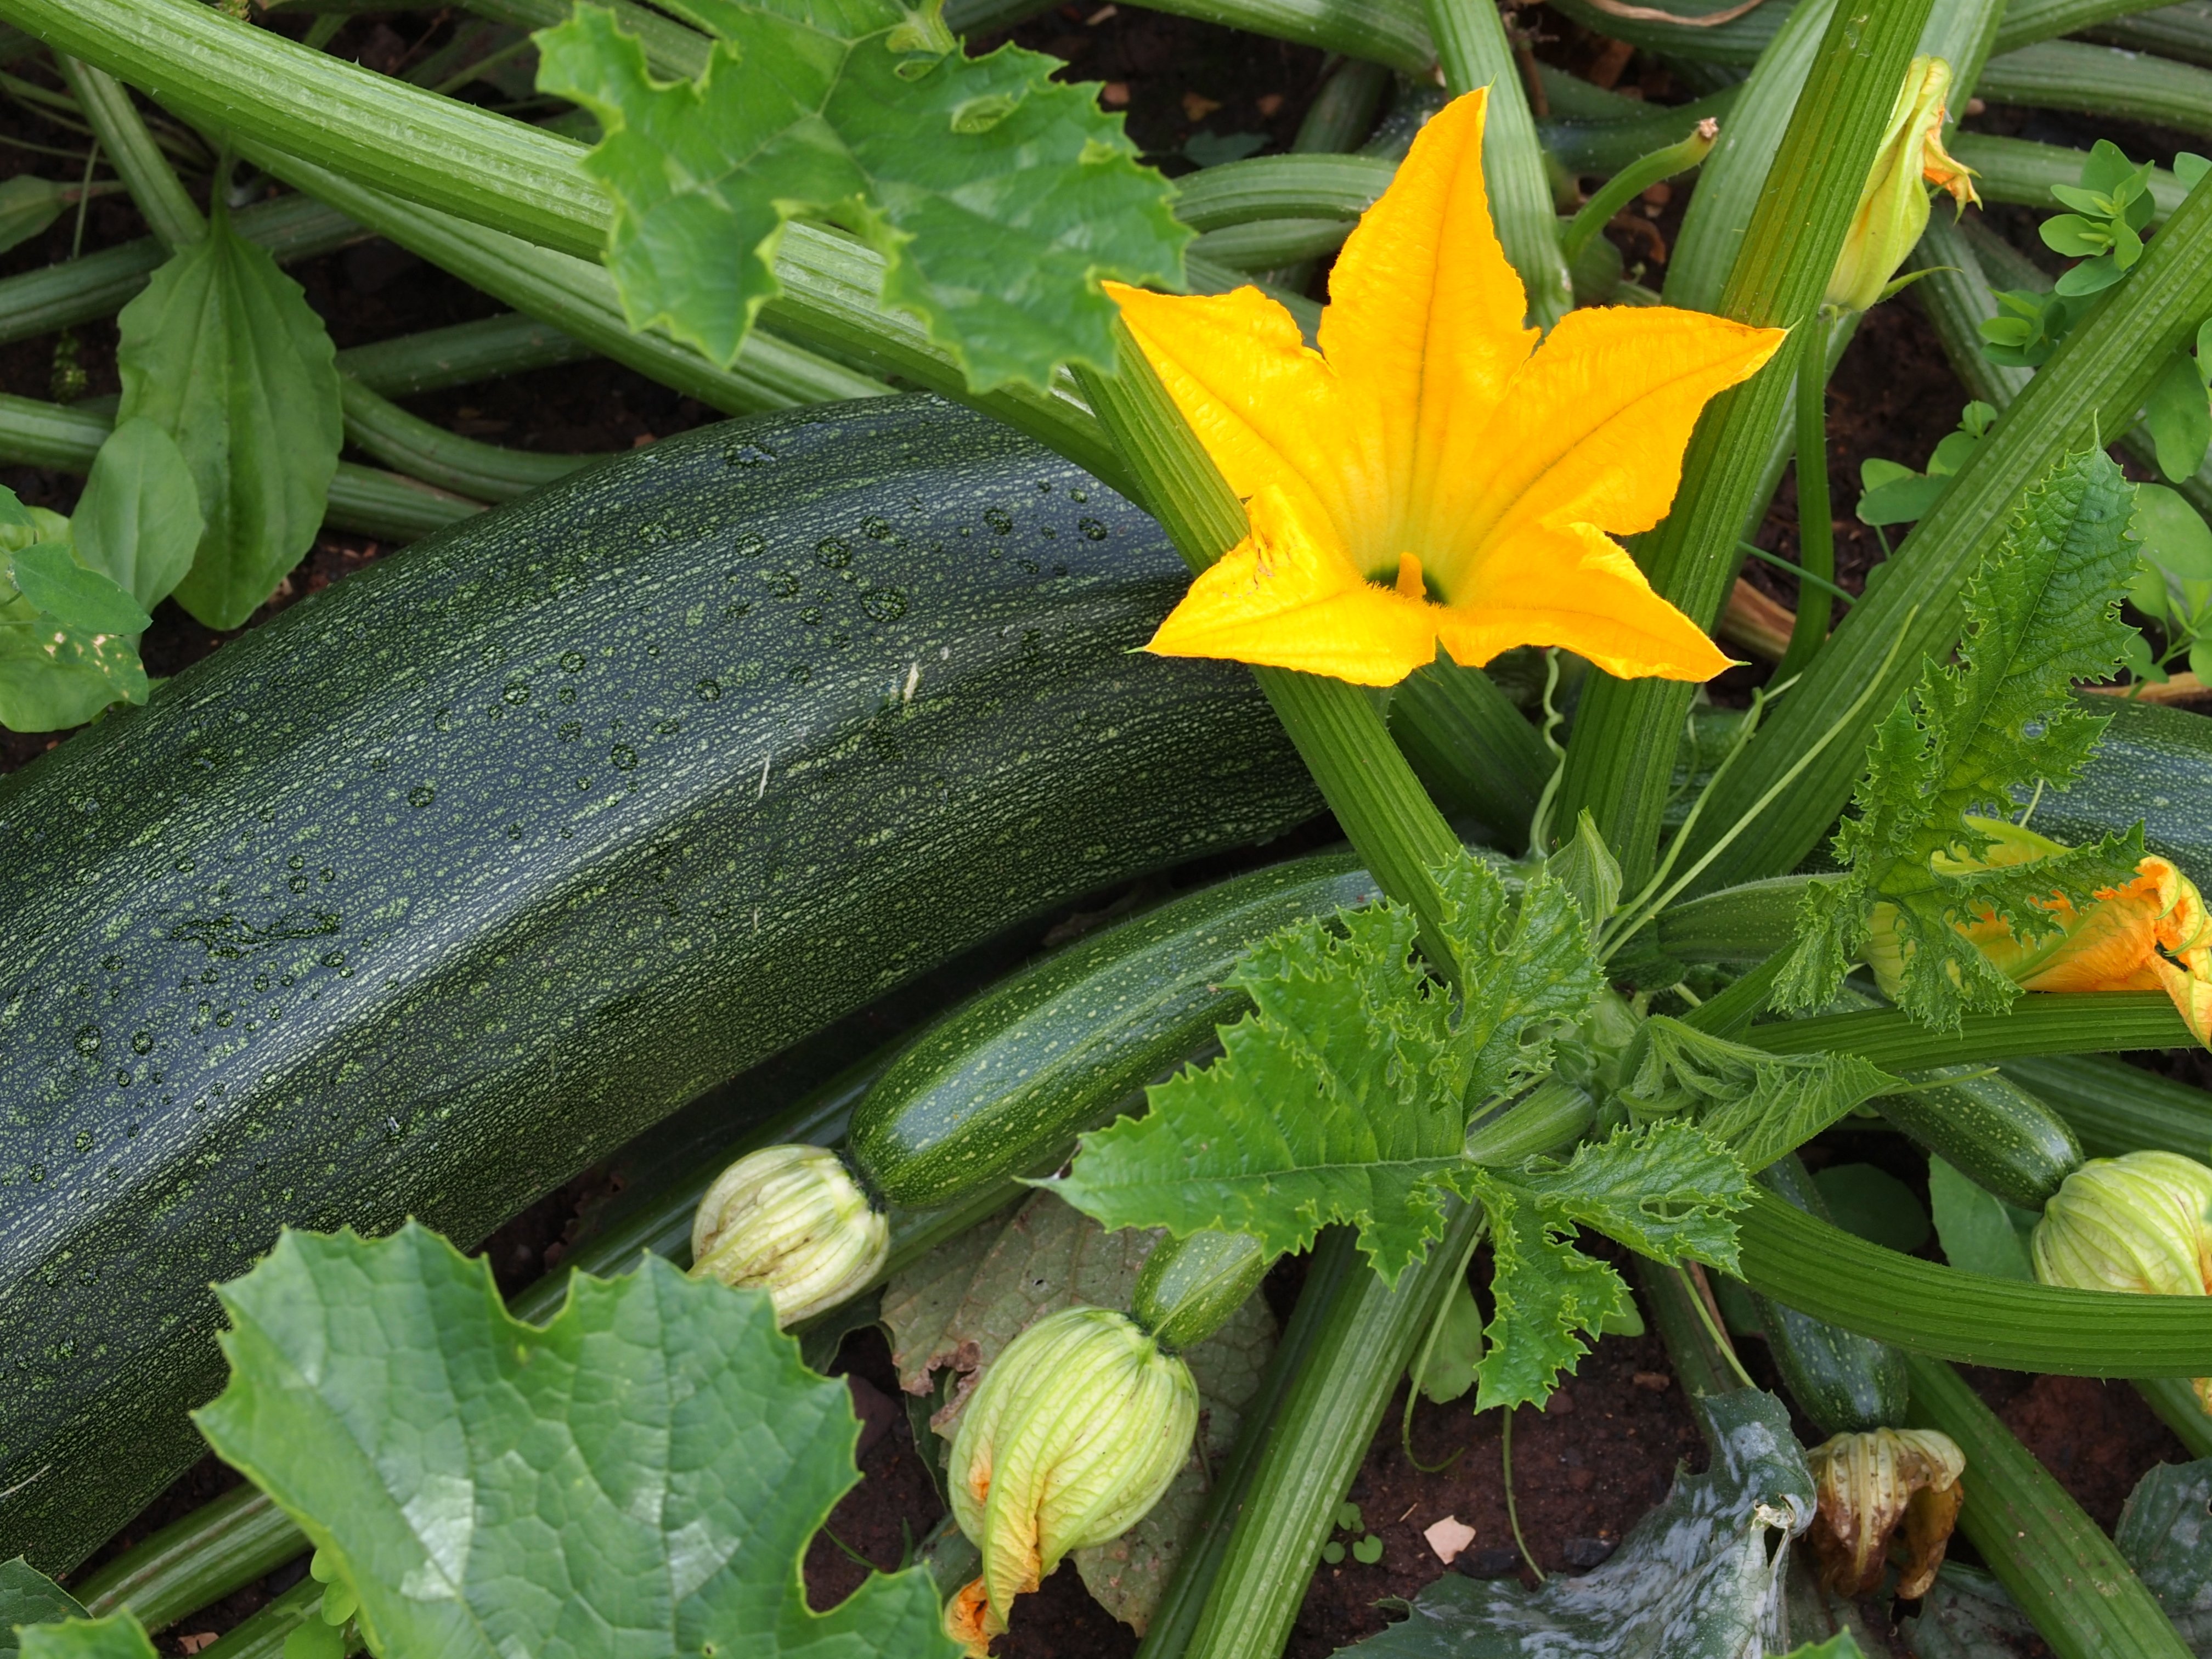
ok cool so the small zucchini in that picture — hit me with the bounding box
[1752,1154,1911,1435]
[1878,1068,2083,1209]
[849,854,1377,1209]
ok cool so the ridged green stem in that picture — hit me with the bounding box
[1978,38,2212,139]
[462,0,709,78]
[1121,0,1432,72]
[1745,1192,2212,1373]
[1544,0,2168,66]
[2088,0,2212,65]
[335,313,592,398]
[1554,0,1942,877]
[1424,0,1573,328]
[1171,153,1389,231]
[1745,992,2194,1065]
[0,391,480,541]
[0,193,360,347]
[1132,1227,1360,1659]
[1188,218,1351,271]
[1633,1255,1745,1401]
[1774,304,1835,684]
[53,55,202,250]
[1074,321,1465,956]
[1179,1203,1483,1659]
[337,376,608,503]
[72,1487,300,1632]
[1675,172,2212,893]
[1906,1355,2194,1659]
[1538,89,1740,178]
[195,1579,346,1659]
[1997,1054,2212,1161]
[1388,657,1550,847]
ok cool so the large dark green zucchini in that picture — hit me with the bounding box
[2036,696,2212,874]
[1751,1156,1911,1436]
[849,852,1375,1208]
[0,393,1318,1572]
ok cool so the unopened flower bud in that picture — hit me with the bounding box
[2036,1151,2212,1412]
[1826,55,1980,312]
[944,1306,1198,1654]
[686,1144,888,1327]
[1805,1427,1966,1598]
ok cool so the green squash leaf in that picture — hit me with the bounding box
[1462,1168,1631,1412]
[0,1559,86,1657]
[1615,1015,1900,1172]
[1811,1163,1929,1254]
[192,1224,958,1659]
[14,1619,155,1659]
[72,418,205,611]
[116,209,341,630]
[1777,445,2145,1028]
[534,2,1187,393]
[7,543,150,636]
[1506,1119,1748,1270]
[1050,853,1605,1286]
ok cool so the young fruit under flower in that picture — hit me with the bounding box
[686,1143,888,1325]
[1865,817,2212,1047]
[1825,55,1980,312]
[1107,87,1784,689]
[1805,1427,1966,1597]
[2035,1149,2212,1409]
[944,1305,1199,1654]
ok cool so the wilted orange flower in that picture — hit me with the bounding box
[1867,817,2212,1045]
[1107,88,1784,688]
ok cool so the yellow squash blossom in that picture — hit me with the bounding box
[1866,817,2212,1045]
[1826,56,1982,313]
[1107,88,1786,689]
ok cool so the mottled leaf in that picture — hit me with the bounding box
[193,1224,956,1659]
[116,210,341,630]
[536,1,1186,392]
[2114,1459,2212,1647]
[1341,1390,1815,1657]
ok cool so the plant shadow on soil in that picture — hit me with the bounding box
[1,5,2203,1655]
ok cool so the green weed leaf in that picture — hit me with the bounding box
[1778,446,2143,1028]
[116,210,341,630]
[536,2,1187,393]
[1050,854,1604,1286]
[0,177,67,260]
[193,1224,956,1659]
[2143,347,2212,484]
[1926,1155,2035,1280]
[8,543,149,636]
[72,419,204,611]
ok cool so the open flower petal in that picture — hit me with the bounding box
[1442,306,1787,557]
[1434,521,1736,681]
[1145,485,1438,684]
[1317,87,1536,555]
[1104,282,1367,551]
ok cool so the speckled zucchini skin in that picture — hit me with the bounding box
[848,853,1375,1210]
[2038,695,2212,874]
[0,394,1319,1571]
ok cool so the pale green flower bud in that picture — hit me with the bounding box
[2035,1151,2212,1413]
[944,1306,1198,1654]
[686,1144,888,1327]
[1805,1427,1965,1598]
[1825,56,1980,312]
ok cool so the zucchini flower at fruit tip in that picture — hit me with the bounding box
[1805,1427,1966,1598]
[1106,87,1784,690]
[1865,817,2212,1048]
[2035,1151,2212,1411]
[1825,55,1981,312]
[944,1306,1198,1655]
[686,1143,888,1327]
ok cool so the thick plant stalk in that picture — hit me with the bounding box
[1263,57,1391,292]
[1906,1356,2194,1659]
[1977,38,2212,139]
[2134,1375,2212,1459]
[1675,172,2212,893]
[336,376,610,503]
[1997,1054,2212,1161]
[72,1488,300,1632]
[1424,0,1573,328]
[1546,0,2167,66]
[1745,1193,2212,1373]
[1774,304,1835,684]
[1745,993,2194,1064]
[53,56,202,250]
[1178,1205,1483,1659]
[1552,0,1943,876]
[334,313,592,398]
